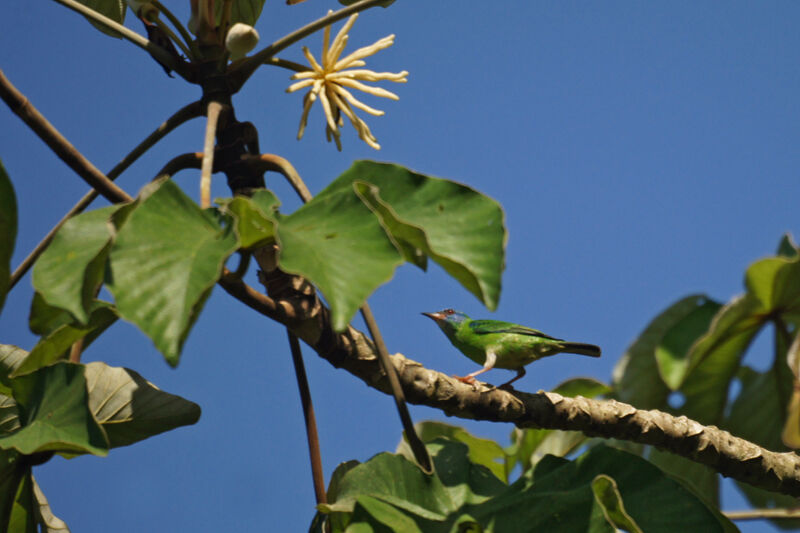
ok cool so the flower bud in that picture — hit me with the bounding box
[225,23,260,60]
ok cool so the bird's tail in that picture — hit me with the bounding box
[562,343,601,358]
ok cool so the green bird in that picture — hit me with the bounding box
[422,309,601,388]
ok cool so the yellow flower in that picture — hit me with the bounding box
[286,13,408,150]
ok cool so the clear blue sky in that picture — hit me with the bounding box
[1,2,798,531]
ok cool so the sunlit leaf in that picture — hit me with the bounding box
[746,255,800,314]
[0,160,16,314]
[32,206,118,324]
[84,362,200,448]
[30,476,69,532]
[0,363,108,456]
[107,179,238,365]
[276,187,403,331]
[339,161,506,311]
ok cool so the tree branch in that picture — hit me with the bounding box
[215,268,800,498]
[200,102,223,207]
[0,69,132,204]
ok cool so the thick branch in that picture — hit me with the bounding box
[216,270,800,498]
[0,69,131,204]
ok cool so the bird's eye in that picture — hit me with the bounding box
[444,308,454,315]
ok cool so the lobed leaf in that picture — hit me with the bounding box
[107,179,237,365]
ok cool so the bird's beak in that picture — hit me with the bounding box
[422,311,445,321]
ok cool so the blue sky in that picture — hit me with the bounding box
[1,2,799,531]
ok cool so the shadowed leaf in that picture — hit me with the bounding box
[591,474,643,533]
[32,206,118,324]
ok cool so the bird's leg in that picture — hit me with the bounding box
[454,352,496,384]
[499,367,526,390]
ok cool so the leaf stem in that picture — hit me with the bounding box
[245,154,312,202]
[152,16,193,59]
[230,0,391,91]
[724,508,800,520]
[287,331,328,506]
[264,57,309,73]
[8,101,202,289]
[51,0,191,80]
[200,102,223,208]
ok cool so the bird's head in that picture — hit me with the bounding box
[422,309,469,335]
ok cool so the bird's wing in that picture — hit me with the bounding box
[468,320,562,340]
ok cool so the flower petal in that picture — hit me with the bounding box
[334,35,396,71]
[335,78,401,100]
[302,46,323,73]
[327,14,358,66]
[286,79,315,93]
[332,84,385,116]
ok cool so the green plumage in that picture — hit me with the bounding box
[423,309,601,388]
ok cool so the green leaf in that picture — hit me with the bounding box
[216,190,279,249]
[0,363,108,456]
[32,206,118,324]
[591,475,643,533]
[7,472,36,533]
[28,293,76,337]
[0,160,16,314]
[13,303,117,377]
[214,0,265,26]
[107,179,238,365]
[276,188,404,331]
[745,255,800,314]
[78,0,126,38]
[0,394,21,436]
[655,298,721,390]
[647,448,719,509]
[396,421,507,482]
[680,294,763,424]
[84,362,200,448]
[613,295,710,410]
[340,161,506,311]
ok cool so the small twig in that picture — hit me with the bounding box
[0,69,131,204]
[51,0,191,80]
[8,102,201,288]
[200,102,223,207]
[68,337,85,364]
[724,508,800,521]
[233,252,251,279]
[287,332,328,506]
[218,268,283,321]
[230,0,390,91]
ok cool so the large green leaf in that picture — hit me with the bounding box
[0,363,108,456]
[613,295,710,410]
[276,188,404,331]
[28,293,77,337]
[32,206,118,324]
[0,160,16,314]
[655,299,720,390]
[214,0,265,26]
[647,448,719,509]
[396,421,508,482]
[107,179,238,365]
[7,472,35,533]
[746,255,800,314]
[13,303,117,377]
[84,362,200,448]
[338,161,506,311]
[0,346,28,396]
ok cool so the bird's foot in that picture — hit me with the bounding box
[453,375,476,385]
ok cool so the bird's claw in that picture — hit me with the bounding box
[454,375,476,384]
